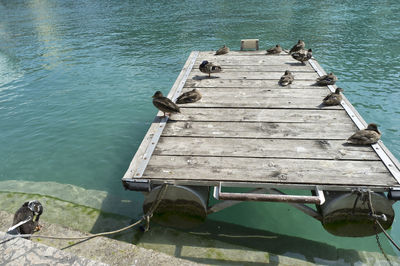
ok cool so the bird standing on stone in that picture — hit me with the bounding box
[176,89,202,104]
[8,200,43,238]
[266,44,282,54]
[323,87,343,106]
[279,70,294,86]
[289,40,305,54]
[199,60,222,78]
[347,123,381,145]
[291,48,312,64]
[152,91,180,117]
[215,45,229,55]
[316,72,338,86]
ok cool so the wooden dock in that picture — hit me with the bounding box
[122,50,400,194]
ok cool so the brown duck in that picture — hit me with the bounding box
[152,91,180,117]
[176,89,202,104]
[266,44,282,54]
[289,40,305,54]
[215,45,229,55]
[347,123,381,145]
[323,87,343,106]
[291,48,312,64]
[316,72,337,86]
[199,60,222,77]
[279,70,294,86]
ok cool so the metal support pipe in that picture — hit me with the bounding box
[217,192,321,204]
[213,184,324,204]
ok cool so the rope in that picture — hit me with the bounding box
[142,184,168,232]
[2,184,169,242]
[363,190,400,265]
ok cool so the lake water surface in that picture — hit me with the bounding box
[1,0,399,262]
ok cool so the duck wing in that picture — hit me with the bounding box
[348,130,380,144]
[176,91,202,104]
[153,97,180,113]
[323,92,334,101]
[208,64,222,73]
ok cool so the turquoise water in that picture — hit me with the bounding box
[1,0,400,261]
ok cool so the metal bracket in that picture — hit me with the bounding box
[122,179,151,192]
[213,183,325,205]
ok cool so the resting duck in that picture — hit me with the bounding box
[176,89,202,104]
[8,200,43,238]
[316,72,338,86]
[215,45,229,55]
[266,44,282,54]
[152,91,180,117]
[347,123,381,145]
[292,48,312,64]
[323,87,343,106]
[279,70,294,86]
[199,60,222,77]
[289,40,305,54]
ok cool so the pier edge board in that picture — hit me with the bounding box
[122,51,199,181]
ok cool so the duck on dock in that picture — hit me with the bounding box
[215,45,229,55]
[289,40,305,54]
[292,48,312,64]
[279,70,294,86]
[152,91,180,117]
[176,89,202,104]
[266,44,282,54]
[323,87,343,106]
[8,200,43,238]
[199,60,222,78]
[316,72,338,86]
[347,123,381,145]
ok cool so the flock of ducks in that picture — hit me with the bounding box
[152,42,381,145]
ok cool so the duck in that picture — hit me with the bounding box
[316,72,337,86]
[279,70,294,86]
[289,40,305,54]
[323,87,344,106]
[347,123,381,145]
[199,60,222,78]
[266,44,282,54]
[8,200,43,238]
[176,89,202,104]
[152,91,180,117]
[291,48,312,64]
[215,45,229,55]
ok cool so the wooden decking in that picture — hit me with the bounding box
[123,51,400,192]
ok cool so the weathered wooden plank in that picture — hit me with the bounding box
[221,65,315,72]
[155,137,380,161]
[179,87,333,99]
[201,51,284,56]
[189,71,319,80]
[184,79,321,88]
[173,108,353,123]
[196,54,299,64]
[162,121,357,139]
[145,156,397,187]
[173,94,343,109]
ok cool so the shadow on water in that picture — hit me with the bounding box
[88,190,145,243]
[132,219,365,265]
